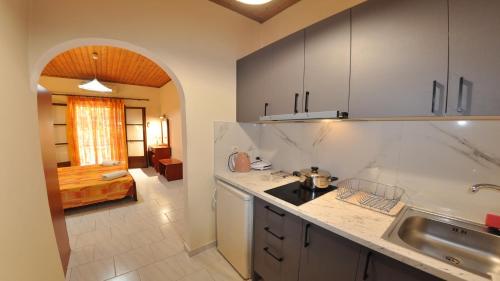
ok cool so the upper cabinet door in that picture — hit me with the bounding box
[304,10,351,113]
[237,47,274,122]
[448,0,500,116]
[350,0,449,118]
[266,31,305,116]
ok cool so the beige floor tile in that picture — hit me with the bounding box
[70,257,115,281]
[179,269,214,281]
[138,253,202,281]
[65,268,72,281]
[166,209,185,223]
[67,219,96,236]
[65,169,242,281]
[68,246,94,269]
[149,236,184,261]
[75,228,112,249]
[94,233,132,260]
[205,260,244,281]
[192,248,244,281]
[105,271,140,281]
[114,245,156,276]
[128,226,164,249]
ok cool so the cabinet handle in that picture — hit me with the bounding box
[457,77,464,113]
[294,93,299,114]
[263,247,283,262]
[264,103,269,116]
[431,80,437,114]
[264,226,284,240]
[265,205,285,217]
[305,91,310,113]
[304,223,311,247]
[362,251,373,280]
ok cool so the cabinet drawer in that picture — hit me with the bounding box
[254,236,283,281]
[255,198,287,235]
[253,198,303,281]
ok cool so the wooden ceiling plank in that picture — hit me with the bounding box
[41,45,170,88]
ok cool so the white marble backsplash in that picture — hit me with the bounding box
[214,120,500,223]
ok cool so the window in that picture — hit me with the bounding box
[67,97,127,166]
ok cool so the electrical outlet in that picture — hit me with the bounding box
[231,146,239,152]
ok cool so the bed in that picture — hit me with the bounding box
[57,164,137,209]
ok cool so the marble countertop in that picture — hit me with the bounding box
[214,170,491,281]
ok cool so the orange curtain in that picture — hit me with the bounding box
[67,96,127,167]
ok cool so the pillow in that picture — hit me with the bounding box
[102,170,128,181]
[101,160,121,166]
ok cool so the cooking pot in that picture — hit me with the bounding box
[293,166,338,190]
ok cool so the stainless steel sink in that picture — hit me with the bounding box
[383,207,500,278]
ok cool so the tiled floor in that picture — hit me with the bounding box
[65,168,243,281]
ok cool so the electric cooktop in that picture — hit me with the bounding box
[265,181,336,206]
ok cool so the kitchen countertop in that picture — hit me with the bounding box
[214,170,491,281]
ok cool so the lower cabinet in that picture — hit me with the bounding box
[253,198,302,281]
[299,222,362,281]
[356,249,442,281]
[252,199,443,281]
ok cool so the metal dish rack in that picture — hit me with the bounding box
[336,178,406,216]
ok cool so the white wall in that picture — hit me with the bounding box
[26,0,367,253]
[0,1,65,280]
[28,0,261,252]
[215,121,500,224]
[160,81,183,160]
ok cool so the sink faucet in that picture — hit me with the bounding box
[470,183,500,193]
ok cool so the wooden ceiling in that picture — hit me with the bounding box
[42,46,171,88]
[210,0,300,23]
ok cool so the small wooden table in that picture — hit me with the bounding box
[148,145,172,172]
[158,158,183,181]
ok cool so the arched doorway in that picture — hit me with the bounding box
[33,40,190,279]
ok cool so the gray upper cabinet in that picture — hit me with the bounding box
[350,0,449,118]
[237,31,304,121]
[448,0,500,116]
[304,10,351,113]
[237,47,274,122]
[266,31,305,116]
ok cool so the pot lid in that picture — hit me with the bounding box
[299,166,331,178]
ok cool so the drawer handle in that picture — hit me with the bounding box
[431,80,437,114]
[305,91,309,113]
[362,251,373,280]
[264,226,284,240]
[457,76,465,113]
[304,223,311,247]
[294,93,299,114]
[265,205,285,217]
[263,247,283,262]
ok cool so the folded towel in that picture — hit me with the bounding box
[102,170,128,181]
[101,160,121,166]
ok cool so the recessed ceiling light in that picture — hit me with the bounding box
[237,0,272,5]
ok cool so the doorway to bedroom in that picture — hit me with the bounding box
[36,45,194,280]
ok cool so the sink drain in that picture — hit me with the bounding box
[444,256,461,265]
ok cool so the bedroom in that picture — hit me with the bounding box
[36,45,193,278]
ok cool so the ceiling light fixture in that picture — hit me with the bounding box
[236,0,272,5]
[78,52,113,93]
